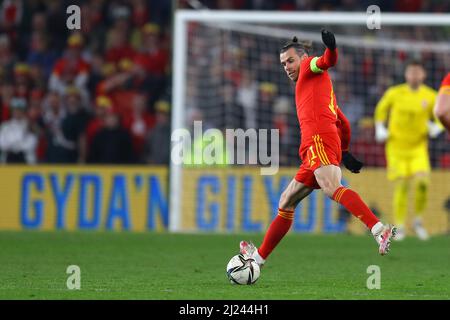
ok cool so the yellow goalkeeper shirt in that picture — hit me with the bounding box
[375,83,437,155]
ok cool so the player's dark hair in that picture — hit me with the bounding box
[406,59,424,68]
[279,36,312,56]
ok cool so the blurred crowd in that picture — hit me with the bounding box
[0,0,171,164]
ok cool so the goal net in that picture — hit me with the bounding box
[170,11,450,235]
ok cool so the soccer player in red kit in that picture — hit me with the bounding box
[434,72,450,133]
[240,30,396,266]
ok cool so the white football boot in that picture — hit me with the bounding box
[239,241,265,266]
[371,222,397,256]
[413,218,429,240]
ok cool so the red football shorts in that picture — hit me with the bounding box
[294,133,341,189]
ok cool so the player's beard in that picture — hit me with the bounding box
[288,71,297,82]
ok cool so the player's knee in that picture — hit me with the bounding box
[315,166,341,193]
[396,178,409,191]
[417,183,427,194]
[324,186,338,198]
[415,179,428,192]
[317,178,340,198]
[322,183,337,198]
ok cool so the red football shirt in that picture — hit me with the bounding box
[295,48,349,149]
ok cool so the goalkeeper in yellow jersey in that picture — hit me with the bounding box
[374,60,443,241]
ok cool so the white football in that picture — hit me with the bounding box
[226,254,260,285]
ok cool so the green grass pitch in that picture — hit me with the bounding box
[0,231,449,299]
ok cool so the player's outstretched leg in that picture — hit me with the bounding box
[314,165,396,255]
[240,208,294,266]
[240,180,313,266]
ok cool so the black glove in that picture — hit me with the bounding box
[342,151,363,174]
[321,29,336,50]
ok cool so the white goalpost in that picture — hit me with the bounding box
[170,10,450,233]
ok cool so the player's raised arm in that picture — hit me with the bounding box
[310,29,338,73]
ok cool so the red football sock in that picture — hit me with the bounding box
[258,208,294,260]
[332,186,379,230]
